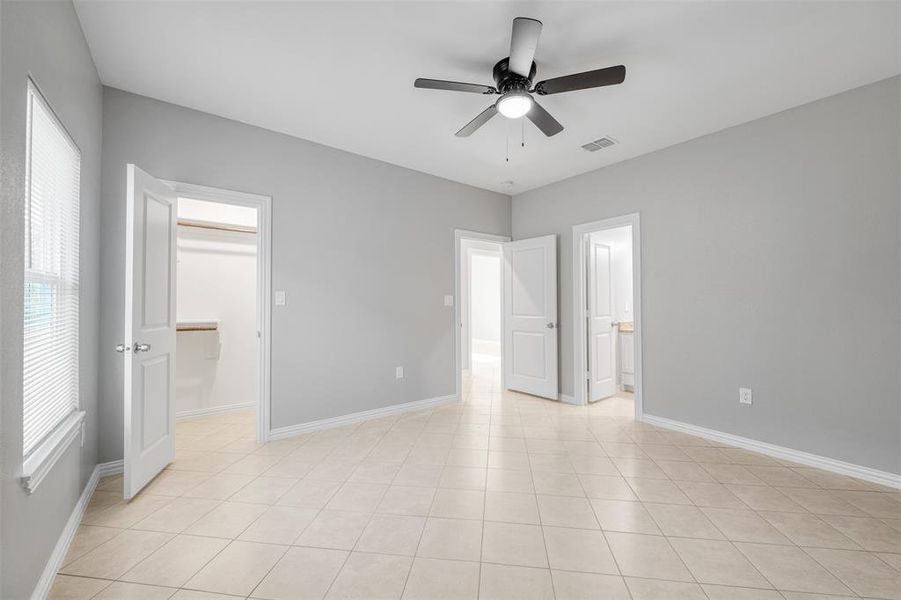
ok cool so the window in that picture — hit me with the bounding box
[22,80,82,467]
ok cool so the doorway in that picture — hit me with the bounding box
[455,230,509,401]
[168,181,272,442]
[572,214,642,417]
[174,196,259,429]
[123,167,271,498]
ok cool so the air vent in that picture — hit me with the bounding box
[581,136,617,152]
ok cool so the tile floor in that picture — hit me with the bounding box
[50,355,901,599]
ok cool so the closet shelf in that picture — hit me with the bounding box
[178,218,257,234]
[177,320,219,332]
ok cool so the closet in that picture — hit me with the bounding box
[175,197,259,418]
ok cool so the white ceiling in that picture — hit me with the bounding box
[74,1,900,194]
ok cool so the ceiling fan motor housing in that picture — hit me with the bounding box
[493,57,536,93]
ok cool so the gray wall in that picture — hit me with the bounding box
[513,76,900,475]
[0,2,103,598]
[99,88,510,460]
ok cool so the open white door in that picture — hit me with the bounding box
[123,164,177,499]
[588,234,617,401]
[503,235,558,399]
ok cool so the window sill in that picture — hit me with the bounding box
[21,410,85,494]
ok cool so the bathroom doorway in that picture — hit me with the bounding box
[572,214,642,417]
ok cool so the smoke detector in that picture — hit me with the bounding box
[581,136,617,152]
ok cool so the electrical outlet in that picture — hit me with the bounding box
[396,366,404,379]
[739,387,753,405]
[444,295,454,307]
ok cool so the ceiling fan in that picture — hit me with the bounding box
[414,17,626,138]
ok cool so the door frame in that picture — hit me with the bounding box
[571,213,643,418]
[454,229,510,401]
[164,179,273,442]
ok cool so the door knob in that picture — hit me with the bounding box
[134,343,151,353]
[546,322,555,329]
[115,344,130,353]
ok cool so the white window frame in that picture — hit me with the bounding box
[20,78,85,494]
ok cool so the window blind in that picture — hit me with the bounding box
[23,80,81,457]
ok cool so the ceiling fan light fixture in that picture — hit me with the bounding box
[496,90,533,119]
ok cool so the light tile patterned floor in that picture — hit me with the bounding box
[51,356,901,599]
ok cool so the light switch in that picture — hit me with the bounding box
[396,366,404,379]
[275,290,286,306]
[444,295,454,307]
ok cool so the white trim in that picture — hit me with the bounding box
[30,459,122,600]
[454,229,510,401]
[269,394,459,441]
[571,213,643,420]
[96,459,124,476]
[558,393,577,404]
[642,413,901,490]
[164,180,272,443]
[176,402,255,421]
[21,411,85,494]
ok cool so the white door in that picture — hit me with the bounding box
[503,235,557,399]
[588,233,617,401]
[123,164,177,499]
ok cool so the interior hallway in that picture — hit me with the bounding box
[49,356,901,599]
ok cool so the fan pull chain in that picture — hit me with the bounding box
[505,121,510,162]
[521,117,525,148]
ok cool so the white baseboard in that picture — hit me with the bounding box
[269,394,459,441]
[96,459,123,477]
[176,402,255,421]
[30,459,123,600]
[642,413,901,490]
[558,393,577,405]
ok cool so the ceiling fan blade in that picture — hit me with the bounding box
[508,17,542,78]
[526,101,564,137]
[414,78,496,94]
[535,65,626,95]
[455,105,498,137]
